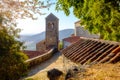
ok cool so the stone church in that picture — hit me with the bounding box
[36,13,59,51]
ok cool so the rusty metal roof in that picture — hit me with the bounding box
[62,38,120,64]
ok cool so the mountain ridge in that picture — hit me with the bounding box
[19,29,74,50]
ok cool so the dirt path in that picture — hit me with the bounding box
[27,52,63,77]
[21,51,77,80]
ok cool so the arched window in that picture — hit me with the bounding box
[48,22,54,29]
[51,23,54,29]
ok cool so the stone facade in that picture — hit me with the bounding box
[36,40,46,51]
[36,13,59,51]
[75,21,99,39]
[45,13,59,49]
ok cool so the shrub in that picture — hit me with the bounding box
[58,41,63,50]
[0,52,28,80]
[0,26,28,80]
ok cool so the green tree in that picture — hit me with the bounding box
[0,0,52,79]
[0,16,28,80]
[56,0,120,41]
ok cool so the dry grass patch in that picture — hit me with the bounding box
[25,71,48,80]
[25,71,65,80]
[82,63,120,80]
[24,54,120,80]
[24,55,65,80]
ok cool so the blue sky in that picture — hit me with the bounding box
[17,3,78,35]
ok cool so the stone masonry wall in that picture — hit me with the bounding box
[36,40,46,51]
[75,21,99,39]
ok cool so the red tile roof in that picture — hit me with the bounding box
[23,50,46,59]
[63,36,80,43]
[62,38,120,64]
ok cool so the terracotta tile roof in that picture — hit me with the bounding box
[63,36,80,43]
[23,50,46,59]
[62,38,120,64]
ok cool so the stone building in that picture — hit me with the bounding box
[36,40,46,51]
[75,21,99,38]
[62,21,99,49]
[36,13,59,51]
[45,13,59,49]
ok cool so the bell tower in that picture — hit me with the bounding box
[45,13,59,49]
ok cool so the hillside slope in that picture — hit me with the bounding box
[19,29,74,50]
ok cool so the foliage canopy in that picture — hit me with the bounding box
[56,0,120,41]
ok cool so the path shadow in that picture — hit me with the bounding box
[27,52,61,77]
